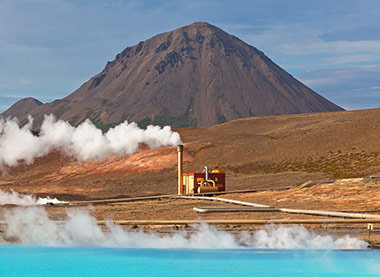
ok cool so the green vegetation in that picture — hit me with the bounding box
[69,115,80,125]
[76,108,116,132]
[138,117,153,129]
[91,120,117,133]
[138,97,198,128]
[74,97,199,131]
[19,119,29,128]
[54,106,71,119]
[85,108,95,118]
[90,111,116,132]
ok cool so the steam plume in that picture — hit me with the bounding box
[0,189,63,206]
[0,115,182,170]
[0,207,368,249]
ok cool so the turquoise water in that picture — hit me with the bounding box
[0,246,379,276]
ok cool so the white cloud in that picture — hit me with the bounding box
[323,54,379,66]
[299,65,380,110]
[300,65,380,88]
[242,23,380,58]
[1,0,380,111]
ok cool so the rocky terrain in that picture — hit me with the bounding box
[2,22,342,130]
[2,108,380,246]
[1,108,380,201]
[1,97,42,120]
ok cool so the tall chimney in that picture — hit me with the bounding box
[177,145,184,195]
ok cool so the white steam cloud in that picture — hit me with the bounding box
[245,224,368,249]
[0,207,368,249]
[0,115,182,170]
[0,189,63,206]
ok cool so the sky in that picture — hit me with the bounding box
[1,0,380,112]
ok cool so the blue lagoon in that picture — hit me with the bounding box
[0,246,379,276]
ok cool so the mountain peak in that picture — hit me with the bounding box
[180,21,222,32]
[1,97,42,119]
[190,21,214,26]
[7,23,343,130]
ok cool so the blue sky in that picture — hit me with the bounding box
[1,0,380,112]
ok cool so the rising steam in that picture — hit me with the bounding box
[0,189,63,206]
[0,115,182,170]
[0,207,368,249]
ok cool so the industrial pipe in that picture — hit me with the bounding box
[3,219,380,226]
[177,145,184,195]
[184,196,380,219]
[180,195,272,208]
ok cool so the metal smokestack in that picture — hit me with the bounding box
[204,166,209,180]
[177,145,184,195]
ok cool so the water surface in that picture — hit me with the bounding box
[0,246,379,276]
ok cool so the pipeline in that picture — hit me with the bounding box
[182,196,380,219]
[180,195,272,208]
[279,208,380,219]
[1,218,380,226]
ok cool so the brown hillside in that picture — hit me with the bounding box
[4,22,342,130]
[1,108,380,201]
[1,97,42,119]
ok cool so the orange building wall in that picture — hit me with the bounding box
[183,172,225,194]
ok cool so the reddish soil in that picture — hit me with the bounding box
[2,109,380,245]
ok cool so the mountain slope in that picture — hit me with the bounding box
[3,22,343,129]
[1,108,380,200]
[1,97,42,120]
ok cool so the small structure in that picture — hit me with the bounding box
[183,168,226,194]
[177,145,225,195]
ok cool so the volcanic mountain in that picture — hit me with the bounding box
[2,22,343,129]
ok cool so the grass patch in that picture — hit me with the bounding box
[69,115,80,125]
[139,97,198,128]
[54,106,71,119]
